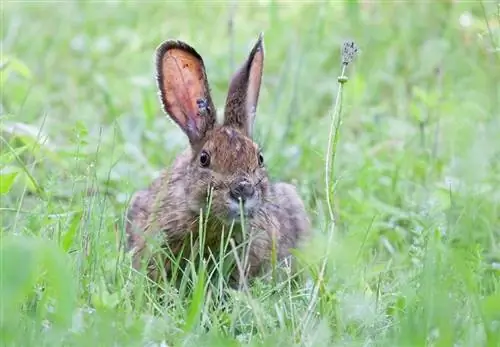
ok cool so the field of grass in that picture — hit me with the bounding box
[2,1,500,346]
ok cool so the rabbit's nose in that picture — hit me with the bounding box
[229,180,255,203]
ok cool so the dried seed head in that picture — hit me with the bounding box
[341,40,359,66]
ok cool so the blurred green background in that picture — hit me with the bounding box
[1,1,500,346]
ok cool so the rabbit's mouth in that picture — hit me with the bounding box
[221,195,260,224]
[199,195,259,225]
[208,194,258,224]
[199,178,264,224]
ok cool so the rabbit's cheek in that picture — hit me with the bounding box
[255,176,271,198]
[243,193,260,213]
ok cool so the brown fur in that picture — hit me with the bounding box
[125,34,310,287]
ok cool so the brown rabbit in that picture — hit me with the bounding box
[125,34,310,287]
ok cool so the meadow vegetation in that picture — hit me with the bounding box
[1,1,500,346]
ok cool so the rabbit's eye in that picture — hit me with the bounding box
[200,150,211,167]
[258,153,264,167]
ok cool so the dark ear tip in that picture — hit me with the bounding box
[155,39,204,64]
[255,32,264,52]
[247,32,264,60]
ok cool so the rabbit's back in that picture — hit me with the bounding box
[246,182,310,267]
[125,152,196,264]
[270,182,310,252]
[125,188,152,269]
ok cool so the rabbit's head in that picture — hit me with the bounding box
[156,34,269,224]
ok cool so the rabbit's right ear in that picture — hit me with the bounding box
[156,40,216,146]
[223,34,264,137]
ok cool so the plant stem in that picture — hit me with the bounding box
[324,64,348,224]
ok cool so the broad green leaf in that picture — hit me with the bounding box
[0,168,19,195]
[0,55,32,79]
[481,293,500,320]
[0,235,76,332]
[61,211,82,252]
[0,144,28,165]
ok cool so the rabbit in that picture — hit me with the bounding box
[125,33,311,288]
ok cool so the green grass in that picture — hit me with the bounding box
[2,1,500,346]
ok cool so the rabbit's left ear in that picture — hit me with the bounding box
[156,40,216,146]
[223,33,264,137]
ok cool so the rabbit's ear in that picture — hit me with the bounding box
[223,33,264,137]
[156,40,216,146]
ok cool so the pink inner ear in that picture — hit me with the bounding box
[246,46,264,120]
[222,36,265,136]
[160,47,212,140]
[185,116,198,135]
